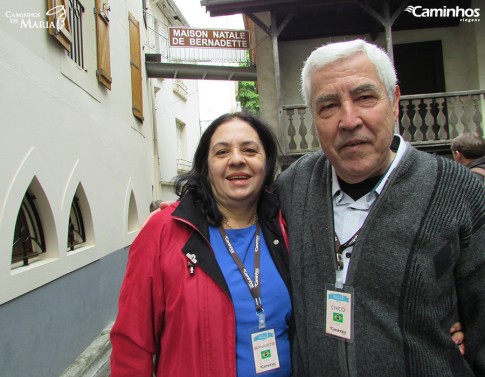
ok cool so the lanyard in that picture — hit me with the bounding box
[218,222,266,329]
[334,228,362,289]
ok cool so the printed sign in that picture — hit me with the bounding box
[169,27,250,49]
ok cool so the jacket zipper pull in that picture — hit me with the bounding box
[185,253,197,275]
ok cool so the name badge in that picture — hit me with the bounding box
[251,328,280,374]
[325,284,354,342]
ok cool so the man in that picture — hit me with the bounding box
[277,39,484,376]
[451,131,485,183]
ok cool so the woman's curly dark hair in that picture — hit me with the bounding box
[174,112,279,225]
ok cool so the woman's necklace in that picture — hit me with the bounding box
[223,214,258,229]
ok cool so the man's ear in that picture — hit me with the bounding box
[453,150,463,162]
[393,85,401,120]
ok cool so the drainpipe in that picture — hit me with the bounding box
[150,81,162,200]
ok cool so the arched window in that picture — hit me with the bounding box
[68,195,86,251]
[12,190,46,266]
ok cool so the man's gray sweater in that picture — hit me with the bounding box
[277,145,485,376]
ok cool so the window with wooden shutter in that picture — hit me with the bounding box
[95,0,112,90]
[47,0,72,53]
[129,12,143,122]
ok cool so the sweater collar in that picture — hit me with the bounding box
[331,135,408,198]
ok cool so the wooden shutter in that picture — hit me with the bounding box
[128,12,143,122]
[47,0,72,53]
[95,0,112,89]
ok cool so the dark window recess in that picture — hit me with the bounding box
[12,191,46,266]
[394,40,446,95]
[68,195,86,251]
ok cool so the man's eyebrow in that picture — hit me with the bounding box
[350,83,380,95]
[315,93,339,106]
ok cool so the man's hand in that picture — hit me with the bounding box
[450,322,465,355]
[159,201,175,210]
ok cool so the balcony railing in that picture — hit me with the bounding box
[173,79,188,99]
[177,158,192,173]
[282,89,485,155]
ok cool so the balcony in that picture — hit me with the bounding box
[176,158,192,173]
[282,89,485,156]
[173,79,188,99]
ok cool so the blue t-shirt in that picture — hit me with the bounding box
[209,224,292,377]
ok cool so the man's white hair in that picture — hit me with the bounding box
[301,39,397,111]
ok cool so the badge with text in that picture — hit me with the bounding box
[251,329,280,374]
[325,284,354,342]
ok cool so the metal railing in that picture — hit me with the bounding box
[11,191,46,266]
[282,89,485,155]
[68,0,85,69]
[177,158,192,172]
[173,79,188,99]
[67,196,86,252]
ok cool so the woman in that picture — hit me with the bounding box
[110,112,292,377]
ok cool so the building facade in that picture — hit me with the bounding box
[0,0,166,376]
[203,0,485,158]
[145,0,202,200]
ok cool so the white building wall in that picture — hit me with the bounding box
[0,0,157,375]
[0,0,155,303]
[151,74,200,200]
[146,2,201,201]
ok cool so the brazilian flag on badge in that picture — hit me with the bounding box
[261,349,271,359]
[333,312,344,323]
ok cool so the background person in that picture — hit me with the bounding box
[277,39,484,376]
[149,199,163,212]
[110,112,292,377]
[451,131,485,183]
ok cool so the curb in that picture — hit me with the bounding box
[60,321,113,377]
